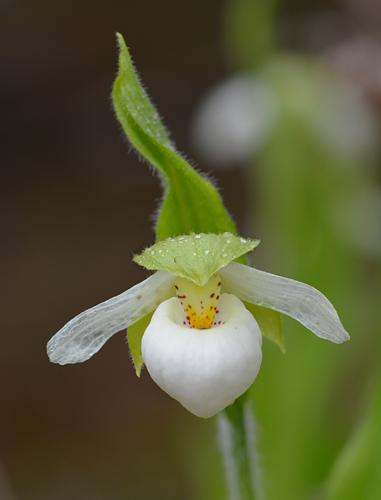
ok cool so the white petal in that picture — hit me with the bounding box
[142,294,262,418]
[220,262,349,343]
[47,271,176,365]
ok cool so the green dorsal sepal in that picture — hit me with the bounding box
[134,232,259,287]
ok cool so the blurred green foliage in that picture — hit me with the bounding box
[219,1,381,499]
[224,0,277,70]
[324,378,381,500]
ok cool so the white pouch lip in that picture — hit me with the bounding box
[142,293,262,418]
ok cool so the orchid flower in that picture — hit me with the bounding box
[47,35,349,419]
[47,232,349,418]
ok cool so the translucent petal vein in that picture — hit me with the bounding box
[47,271,176,365]
[220,262,349,343]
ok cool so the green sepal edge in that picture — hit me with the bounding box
[243,301,285,353]
[134,232,259,287]
[127,311,154,377]
[112,33,238,241]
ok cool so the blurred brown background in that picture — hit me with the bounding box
[1,2,243,499]
[1,1,381,499]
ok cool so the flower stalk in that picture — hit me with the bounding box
[219,397,263,500]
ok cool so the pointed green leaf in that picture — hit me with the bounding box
[127,311,155,377]
[243,300,285,352]
[112,33,238,240]
[134,232,259,287]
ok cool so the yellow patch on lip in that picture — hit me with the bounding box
[175,274,221,329]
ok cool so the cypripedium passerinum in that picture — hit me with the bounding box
[47,233,349,418]
[47,34,349,420]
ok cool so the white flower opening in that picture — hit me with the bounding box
[140,273,262,417]
[142,291,262,418]
[47,248,349,418]
[174,273,222,328]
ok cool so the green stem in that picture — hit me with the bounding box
[218,397,264,500]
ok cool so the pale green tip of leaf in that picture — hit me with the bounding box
[113,32,173,151]
[134,233,259,287]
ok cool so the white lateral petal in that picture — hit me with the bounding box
[47,271,176,365]
[220,262,349,343]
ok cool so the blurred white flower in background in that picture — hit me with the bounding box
[191,63,378,167]
[190,76,275,167]
[190,60,380,256]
